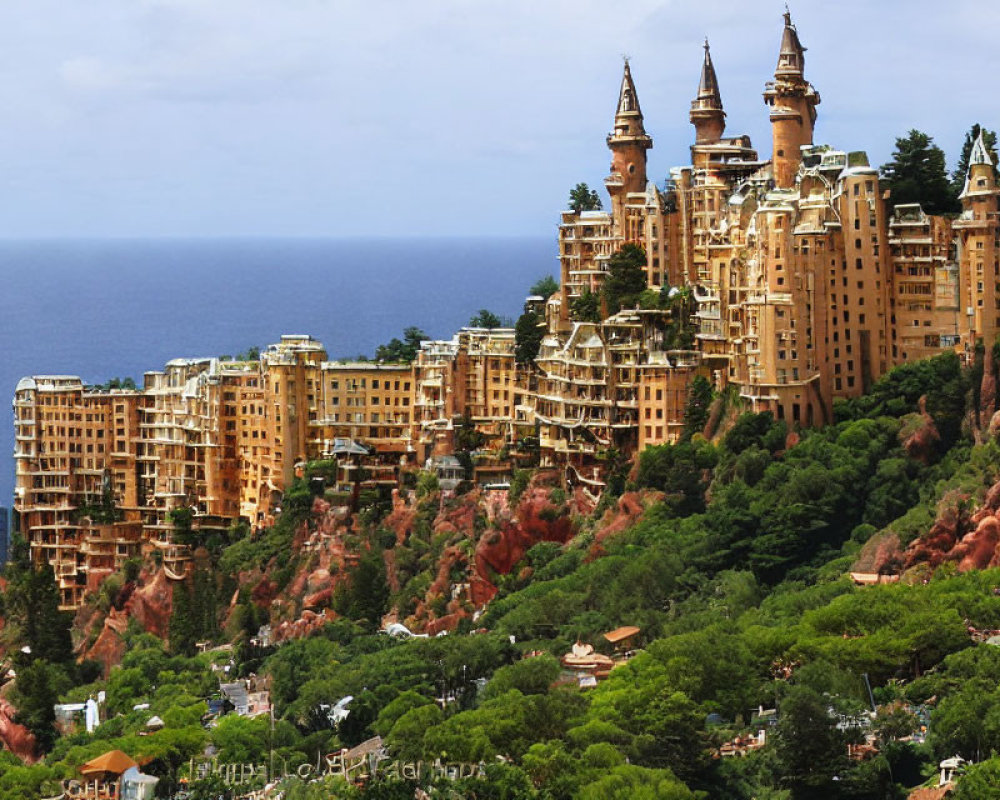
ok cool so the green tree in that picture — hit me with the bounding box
[210,713,271,764]
[483,655,561,700]
[571,288,601,322]
[4,563,74,665]
[530,275,559,299]
[576,764,695,800]
[602,244,647,314]
[880,129,958,214]
[470,309,503,329]
[374,691,435,737]
[375,326,429,363]
[681,375,713,440]
[952,757,1000,799]
[386,703,444,760]
[169,507,195,547]
[515,310,544,364]
[169,579,198,656]
[333,550,389,630]
[951,123,999,198]
[455,413,486,452]
[96,377,137,391]
[772,685,851,798]
[11,660,68,753]
[635,438,718,516]
[568,183,602,213]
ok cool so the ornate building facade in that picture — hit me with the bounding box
[13,11,1000,607]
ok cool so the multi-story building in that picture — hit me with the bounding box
[314,362,414,456]
[13,376,144,608]
[535,307,707,464]
[888,205,961,364]
[14,339,330,606]
[548,10,997,429]
[15,10,1000,607]
[313,362,415,488]
[411,327,521,463]
[954,135,1000,349]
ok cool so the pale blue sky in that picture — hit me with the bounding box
[0,0,992,237]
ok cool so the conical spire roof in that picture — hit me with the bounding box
[607,58,652,158]
[775,8,806,77]
[970,129,993,167]
[697,40,722,105]
[615,59,643,120]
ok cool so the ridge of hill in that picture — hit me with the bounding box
[6,351,1000,797]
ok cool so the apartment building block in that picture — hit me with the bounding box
[14,10,1000,608]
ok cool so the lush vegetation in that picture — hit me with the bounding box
[568,183,602,213]
[601,243,647,314]
[6,352,1000,798]
[374,327,429,363]
[881,123,999,214]
[469,309,504,329]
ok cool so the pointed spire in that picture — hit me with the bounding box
[690,39,725,144]
[970,129,993,168]
[606,58,651,202]
[697,39,722,105]
[615,58,643,121]
[776,7,806,78]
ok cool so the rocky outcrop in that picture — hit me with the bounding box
[857,461,1000,577]
[0,697,37,763]
[272,609,337,644]
[853,531,905,576]
[472,485,577,607]
[124,568,173,639]
[900,398,940,464]
[302,569,335,610]
[83,609,129,677]
[589,490,661,553]
[383,489,419,546]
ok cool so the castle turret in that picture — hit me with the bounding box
[606,60,652,220]
[955,129,1000,347]
[763,10,820,188]
[690,40,725,145]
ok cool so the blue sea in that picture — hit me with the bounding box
[0,236,553,504]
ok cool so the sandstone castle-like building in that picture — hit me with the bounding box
[14,12,1000,607]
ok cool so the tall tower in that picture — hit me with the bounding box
[690,40,725,146]
[955,130,1000,348]
[606,60,652,222]
[763,10,820,189]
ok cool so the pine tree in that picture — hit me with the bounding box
[169,579,197,656]
[602,244,647,314]
[529,275,559,299]
[682,375,714,440]
[469,309,503,329]
[514,310,544,364]
[880,129,958,215]
[568,183,602,213]
[570,288,601,322]
[11,660,62,753]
